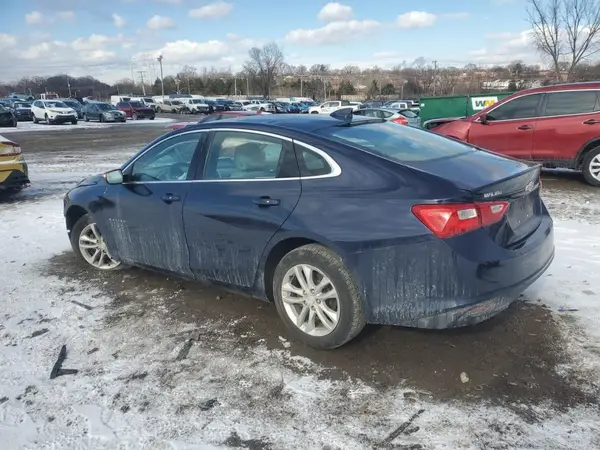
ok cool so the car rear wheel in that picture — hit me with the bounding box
[84,114,89,122]
[132,113,138,120]
[311,111,318,114]
[582,147,600,187]
[70,214,122,271]
[272,244,366,349]
[99,114,104,122]
[33,114,39,124]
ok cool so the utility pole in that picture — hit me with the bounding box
[130,53,135,87]
[432,60,438,96]
[300,77,303,97]
[66,75,71,97]
[157,55,165,100]
[234,77,237,97]
[137,70,147,95]
[246,76,250,96]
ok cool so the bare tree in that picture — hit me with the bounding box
[527,0,600,81]
[243,42,284,97]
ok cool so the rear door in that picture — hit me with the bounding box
[183,129,301,287]
[533,89,600,164]
[467,93,543,160]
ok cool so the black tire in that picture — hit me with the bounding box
[84,114,89,122]
[272,244,366,349]
[12,119,17,127]
[149,116,155,120]
[45,114,51,124]
[157,107,162,113]
[311,111,318,114]
[582,146,600,187]
[71,119,77,125]
[70,213,123,271]
[132,113,138,120]
[99,114,104,123]
[33,114,39,124]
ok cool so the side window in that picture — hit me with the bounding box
[364,110,379,118]
[544,91,599,116]
[129,133,204,182]
[381,111,394,119]
[486,94,542,121]
[294,143,332,177]
[203,131,298,180]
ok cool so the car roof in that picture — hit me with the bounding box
[519,81,600,94]
[190,113,376,133]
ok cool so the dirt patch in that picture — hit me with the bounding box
[46,252,599,414]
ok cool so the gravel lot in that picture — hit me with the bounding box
[1,116,599,449]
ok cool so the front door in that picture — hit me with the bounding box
[183,130,301,288]
[103,131,206,276]
[468,93,543,160]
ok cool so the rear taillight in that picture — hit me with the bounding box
[412,201,510,238]
[391,117,408,125]
[0,143,21,157]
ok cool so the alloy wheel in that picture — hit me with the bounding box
[78,223,121,270]
[589,154,600,181]
[281,264,340,336]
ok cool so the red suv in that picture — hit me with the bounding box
[116,101,155,120]
[433,82,600,186]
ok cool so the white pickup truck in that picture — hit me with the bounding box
[308,100,359,114]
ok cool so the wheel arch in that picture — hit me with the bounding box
[575,138,600,168]
[258,233,346,303]
[65,205,89,236]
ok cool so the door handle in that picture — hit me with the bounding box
[161,193,180,204]
[583,119,600,125]
[253,196,280,207]
[517,125,533,130]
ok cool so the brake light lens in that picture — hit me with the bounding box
[391,116,408,125]
[0,143,21,157]
[412,201,510,238]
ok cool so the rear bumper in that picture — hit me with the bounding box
[0,160,29,190]
[355,213,555,328]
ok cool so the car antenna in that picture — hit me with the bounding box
[330,107,354,124]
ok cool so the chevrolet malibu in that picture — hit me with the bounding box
[63,113,554,349]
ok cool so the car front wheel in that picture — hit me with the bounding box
[273,244,366,349]
[70,214,122,270]
[582,147,600,187]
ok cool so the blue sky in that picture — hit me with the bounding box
[0,0,535,83]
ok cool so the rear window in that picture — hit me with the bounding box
[130,102,142,107]
[315,122,473,162]
[398,109,418,118]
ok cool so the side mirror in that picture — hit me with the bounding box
[480,114,488,125]
[104,169,124,184]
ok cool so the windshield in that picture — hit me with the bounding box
[191,99,204,104]
[14,102,31,108]
[143,98,155,103]
[45,101,67,108]
[129,101,142,107]
[397,109,418,118]
[97,103,116,111]
[63,101,79,108]
[315,122,473,162]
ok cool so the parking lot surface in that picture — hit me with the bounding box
[1,117,599,449]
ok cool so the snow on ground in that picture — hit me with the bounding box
[0,154,599,449]
[0,117,174,133]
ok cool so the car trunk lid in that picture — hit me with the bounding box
[406,149,543,248]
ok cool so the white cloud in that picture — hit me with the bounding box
[147,15,176,30]
[0,34,16,50]
[112,13,126,28]
[285,20,380,45]
[486,32,515,39]
[396,11,437,29]
[25,11,45,25]
[317,3,353,22]
[189,2,233,19]
[57,11,75,20]
[373,51,402,59]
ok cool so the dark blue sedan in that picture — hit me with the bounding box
[63,112,554,349]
